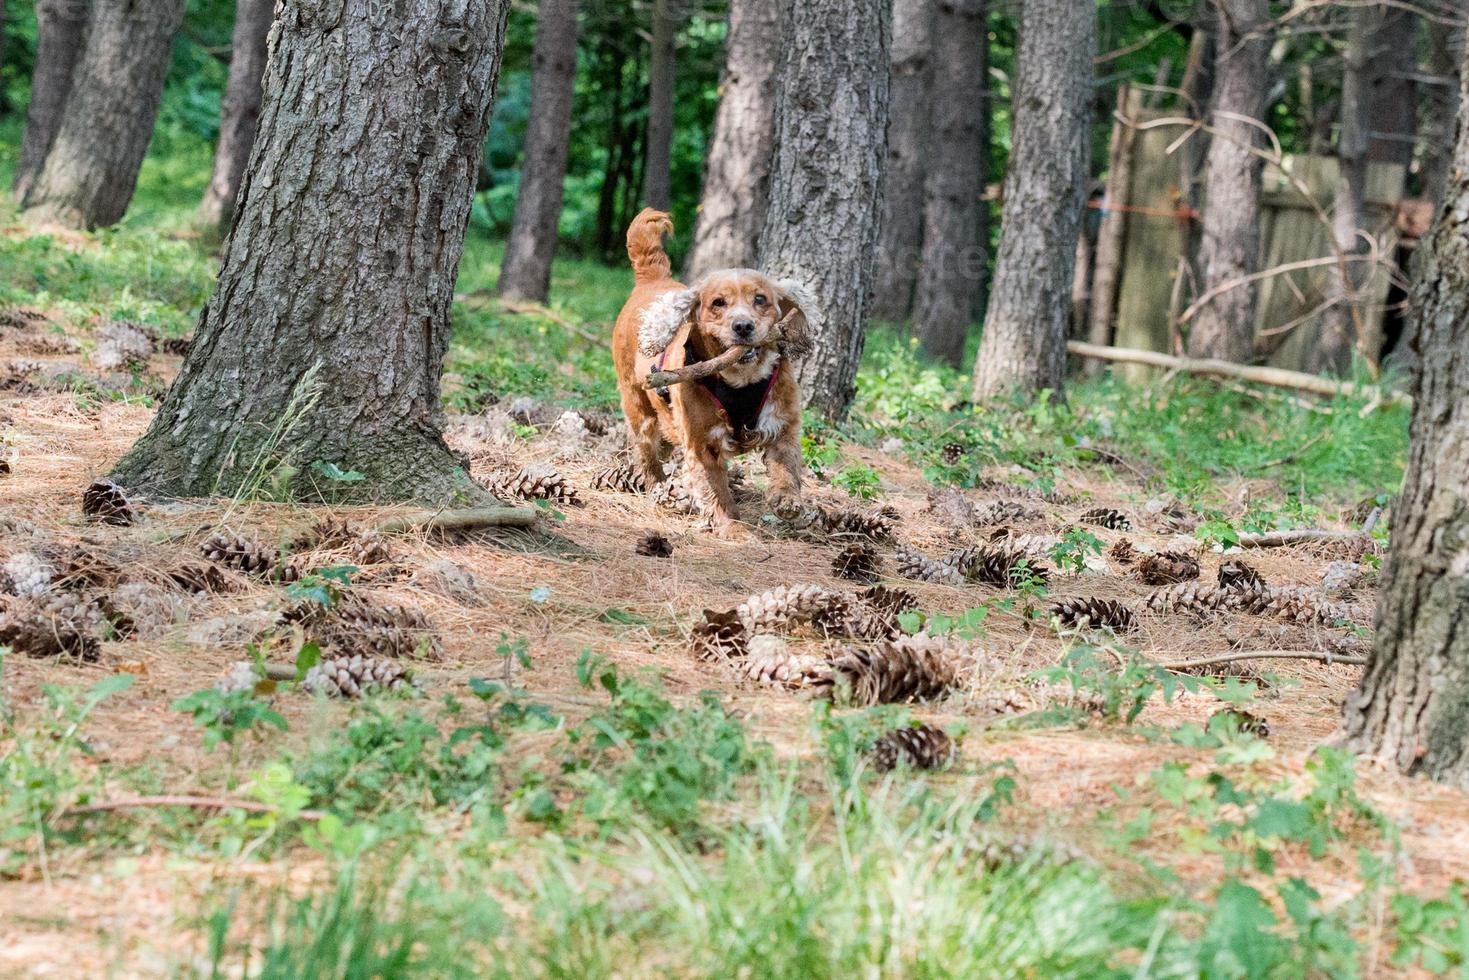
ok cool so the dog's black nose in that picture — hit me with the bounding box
[733,319,755,339]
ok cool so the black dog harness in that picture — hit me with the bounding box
[654,340,781,444]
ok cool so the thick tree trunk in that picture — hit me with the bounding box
[970,0,1094,400]
[911,0,987,367]
[497,0,580,302]
[1341,55,1469,788]
[757,0,890,418]
[1422,23,1464,206]
[11,0,89,201]
[1188,0,1270,364]
[1365,7,1416,167]
[868,0,933,323]
[197,0,273,232]
[592,36,629,258]
[20,0,185,229]
[643,0,677,211]
[683,0,778,278]
[1311,5,1373,376]
[111,0,512,503]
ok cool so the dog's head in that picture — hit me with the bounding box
[638,271,821,359]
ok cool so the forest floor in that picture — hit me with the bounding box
[2,140,1467,977]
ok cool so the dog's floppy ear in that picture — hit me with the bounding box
[637,287,698,357]
[773,278,822,360]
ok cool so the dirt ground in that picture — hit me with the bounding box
[2,310,1466,977]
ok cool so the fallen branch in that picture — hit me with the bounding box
[1236,529,1369,549]
[59,795,327,821]
[1155,650,1367,671]
[1065,341,1411,410]
[377,506,537,535]
[642,343,753,389]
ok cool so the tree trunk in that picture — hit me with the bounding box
[593,35,629,258]
[1188,0,1270,364]
[497,0,580,302]
[111,0,513,503]
[757,0,890,419]
[1311,4,1373,376]
[197,0,273,232]
[643,0,677,211]
[911,0,987,367]
[868,0,933,323]
[1341,51,1469,789]
[970,0,1094,401]
[1422,22,1464,206]
[1086,85,1138,372]
[19,0,186,229]
[11,0,89,201]
[683,0,778,278]
[1365,6,1416,167]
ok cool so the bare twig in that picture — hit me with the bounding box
[1236,529,1370,548]
[59,796,327,821]
[642,343,752,389]
[1155,650,1367,670]
[1259,430,1329,468]
[377,506,538,535]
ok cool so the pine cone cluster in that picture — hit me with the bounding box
[1079,507,1132,531]
[895,543,964,585]
[0,593,102,661]
[690,609,748,662]
[737,583,852,637]
[949,545,1051,589]
[303,655,414,698]
[832,544,881,583]
[82,479,136,526]
[1135,550,1200,585]
[592,461,647,494]
[201,532,277,578]
[298,517,392,566]
[822,634,961,705]
[1049,596,1139,633]
[282,592,442,661]
[1147,580,1349,627]
[868,722,955,772]
[1218,560,1265,590]
[636,533,674,558]
[489,464,583,507]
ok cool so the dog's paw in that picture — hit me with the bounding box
[709,517,747,541]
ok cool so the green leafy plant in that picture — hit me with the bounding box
[832,462,882,500]
[1049,526,1105,575]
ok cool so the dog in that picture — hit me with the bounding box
[612,208,818,536]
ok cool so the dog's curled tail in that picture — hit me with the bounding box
[627,208,675,285]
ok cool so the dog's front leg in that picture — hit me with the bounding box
[686,441,739,536]
[763,430,804,513]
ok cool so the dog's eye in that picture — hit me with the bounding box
[754,294,768,307]
[710,297,727,309]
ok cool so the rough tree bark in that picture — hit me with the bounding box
[684,0,778,278]
[1422,22,1464,206]
[1188,0,1270,364]
[1341,52,1469,789]
[970,0,1094,400]
[912,0,987,366]
[111,0,513,502]
[1311,4,1374,376]
[11,0,89,201]
[20,0,186,229]
[757,0,890,418]
[197,0,274,232]
[497,0,580,301]
[868,0,933,322]
[643,0,678,211]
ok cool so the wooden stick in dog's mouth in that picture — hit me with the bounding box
[640,310,799,390]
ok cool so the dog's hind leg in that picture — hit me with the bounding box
[619,386,670,485]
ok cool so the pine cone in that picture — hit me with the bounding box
[731,637,832,690]
[491,464,582,507]
[948,545,1051,589]
[941,442,966,464]
[344,529,391,567]
[822,635,961,705]
[592,461,647,494]
[1107,539,1138,566]
[1145,582,1230,617]
[1050,596,1139,633]
[653,476,699,514]
[690,608,748,662]
[52,543,123,591]
[970,500,1038,526]
[844,585,919,641]
[1209,707,1270,738]
[167,560,241,594]
[1229,585,1351,627]
[2,551,54,597]
[809,504,897,541]
[737,584,853,637]
[0,593,101,661]
[82,479,136,526]
[859,585,919,617]
[636,533,674,558]
[1218,560,1265,590]
[1079,507,1132,531]
[868,722,955,772]
[303,655,414,698]
[282,592,442,660]
[161,336,192,357]
[832,544,881,583]
[1135,550,1200,586]
[895,544,964,585]
[926,487,975,528]
[201,533,276,578]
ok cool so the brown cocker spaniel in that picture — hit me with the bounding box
[611,209,819,536]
